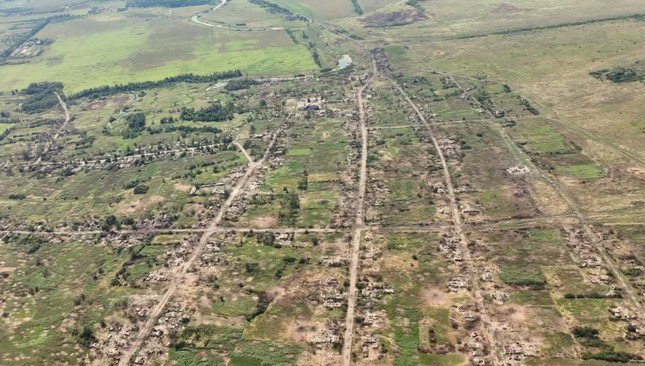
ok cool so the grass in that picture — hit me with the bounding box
[170,326,303,366]
[499,263,546,287]
[0,123,13,133]
[0,238,137,365]
[555,163,604,180]
[0,17,317,92]
[515,122,572,154]
[419,354,465,366]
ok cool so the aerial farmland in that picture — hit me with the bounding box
[0,0,643,365]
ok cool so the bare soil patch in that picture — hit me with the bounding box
[250,215,277,228]
[174,183,192,192]
[423,289,453,308]
[490,3,522,14]
[362,10,426,27]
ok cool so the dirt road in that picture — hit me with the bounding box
[342,61,376,366]
[32,91,70,165]
[117,129,282,366]
[54,91,70,130]
[233,141,254,164]
[190,0,284,31]
[391,78,502,365]
[449,76,642,310]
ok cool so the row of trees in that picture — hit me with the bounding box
[180,101,234,122]
[21,82,64,113]
[69,70,242,100]
[224,78,259,91]
[126,0,211,8]
[248,0,307,21]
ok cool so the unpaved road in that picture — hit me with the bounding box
[54,91,70,132]
[342,61,377,366]
[234,141,253,164]
[190,0,283,31]
[33,91,70,164]
[391,78,502,365]
[0,210,580,238]
[449,76,642,311]
[117,129,281,366]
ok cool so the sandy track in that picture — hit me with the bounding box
[448,76,642,311]
[233,141,254,164]
[342,60,377,366]
[190,0,283,31]
[0,212,586,238]
[117,129,281,366]
[32,91,70,165]
[391,78,502,365]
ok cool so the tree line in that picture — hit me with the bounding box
[1,18,50,62]
[69,70,242,100]
[248,0,308,21]
[180,101,234,122]
[21,82,64,114]
[126,0,212,8]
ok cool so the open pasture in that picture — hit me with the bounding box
[0,12,317,93]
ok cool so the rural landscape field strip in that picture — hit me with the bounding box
[449,75,643,311]
[390,76,502,365]
[0,0,643,365]
[342,60,376,366]
[118,128,283,365]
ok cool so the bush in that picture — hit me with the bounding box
[583,350,642,363]
[572,326,599,339]
[75,326,97,348]
[133,184,149,195]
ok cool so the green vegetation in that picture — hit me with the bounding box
[405,0,426,13]
[500,264,546,288]
[0,18,52,62]
[21,82,63,113]
[554,163,604,180]
[591,65,644,83]
[350,0,363,15]
[0,20,316,92]
[180,101,234,122]
[70,70,242,100]
[170,326,303,365]
[126,0,212,8]
[0,1,642,365]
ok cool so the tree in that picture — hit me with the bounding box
[125,112,146,132]
[133,184,149,195]
[105,215,118,227]
[297,170,308,191]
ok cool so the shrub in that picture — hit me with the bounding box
[583,350,642,363]
[133,184,149,195]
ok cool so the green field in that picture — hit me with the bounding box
[0,16,317,93]
[0,0,643,365]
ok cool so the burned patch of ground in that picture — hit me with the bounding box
[362,10,427,28]
[490,3,522,14]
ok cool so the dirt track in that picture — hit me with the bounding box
[449,75,642,311]
[342,60,377,366]
[233,141,254,164]
[117,129,282,366]
[190,0,284,32]
[391,78,502,365]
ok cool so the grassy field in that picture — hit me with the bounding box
[0,14,317,93]
[390,19,645,157]
[0,0,643,365]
